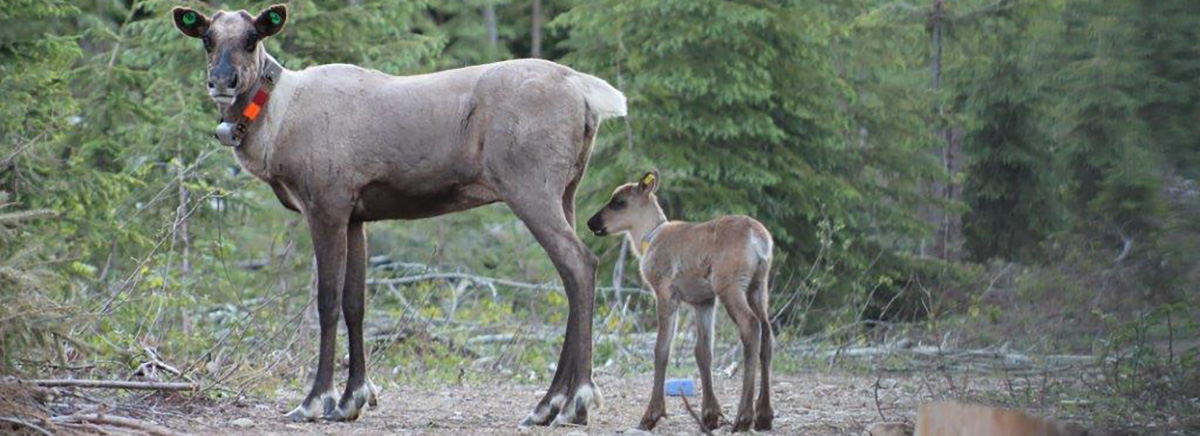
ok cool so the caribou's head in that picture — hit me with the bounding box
[172,5,287,107]
[587,171,662,237]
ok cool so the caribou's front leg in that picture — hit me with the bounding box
[638,291,677,431]
[694,302,723,430]
[327,221,379,421]
[285,208,348,422]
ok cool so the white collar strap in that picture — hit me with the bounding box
[640,221,667,254]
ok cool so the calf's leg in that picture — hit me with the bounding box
[749,269,774,430]
[638,294,678,430]
[285,208,349,422]
[328,221,379,421]
[694,302,722,430]
[718,281,761,432]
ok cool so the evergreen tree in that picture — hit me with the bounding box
[960,1,1060,262]
[1054,0,1163,239]
[557,0,940,322]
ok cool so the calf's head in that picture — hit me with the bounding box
[172,4,288,107]
[587,171,662,237]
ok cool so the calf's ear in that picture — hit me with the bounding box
[254,4,288,38]
[173,7,210,38]
[638,170,660,194]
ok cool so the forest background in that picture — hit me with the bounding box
[1,0,1197,431]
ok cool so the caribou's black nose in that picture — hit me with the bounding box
[587,214,606,236]
[228,73,238,88]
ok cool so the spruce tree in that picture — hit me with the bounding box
[960,2,1059,262]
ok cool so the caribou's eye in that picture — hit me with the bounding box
[609,199,626,211]
[202,35,213,52]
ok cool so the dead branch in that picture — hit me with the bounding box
[679,395,713,436]
[30,380,196,392]
[368,272,653,296]
[0,416,53,436]
[52,413,185,436]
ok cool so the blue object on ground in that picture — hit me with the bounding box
[664,378,695,397]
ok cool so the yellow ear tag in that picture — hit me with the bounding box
[642,173,656,186]
[641,240,651,253]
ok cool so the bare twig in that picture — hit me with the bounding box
[52,413,185,436]
[30,379,196,392]
[0,416,53,436]
[369,272,652,296]
[679,395,713,436]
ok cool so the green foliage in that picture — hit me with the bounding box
[0,0,1196,395]
[558,0,942,325]
[959,1,1060,262]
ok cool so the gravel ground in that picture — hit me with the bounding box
[186,372,935,436]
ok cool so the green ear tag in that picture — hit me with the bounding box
[182,11,197,26]
[269,11,282,25]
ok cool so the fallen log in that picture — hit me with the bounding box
[30,379,196,392]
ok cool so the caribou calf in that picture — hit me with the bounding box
[172,4,625,425]
[587,171,775,432]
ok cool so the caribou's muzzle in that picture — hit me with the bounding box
[586,214,607,236]
[208,48,240,105]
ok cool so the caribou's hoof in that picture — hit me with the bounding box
[325,380,379,422]
[636,411,665,431]
[520,392,566,427]
[732,411,755,433]
[702,408,724,431]
[522,383,601,427]
[754,409,774,431]
[551,383,600,427]
[284,389,338,422]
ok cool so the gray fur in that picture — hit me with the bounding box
[174,4,623,425]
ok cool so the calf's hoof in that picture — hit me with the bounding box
[284,389,337,422]
[754,410,774,431]
[325,380,379,422]
[637,404,666,431]
[732,412,755,432]
[637,413,665,431]
[702,408,724,431]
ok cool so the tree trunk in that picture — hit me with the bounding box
[530,0,543,58]
[924,0,962,261]
[484,1,499,47]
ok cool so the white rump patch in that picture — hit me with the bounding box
[570,73,628,119]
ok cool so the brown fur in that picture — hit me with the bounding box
[587,171,775,432]
[173,4,625,425]
[916,402,1089,436]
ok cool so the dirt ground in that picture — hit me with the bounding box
[183,372,938,436]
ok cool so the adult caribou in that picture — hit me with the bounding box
[171,4,625,425]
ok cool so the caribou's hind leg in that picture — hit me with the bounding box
[749,264,774,431]
[505,183,600,427]
[327,221,379,422]
[717,276,762,433]
[286,207,349,422]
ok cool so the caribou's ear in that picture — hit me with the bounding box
[638,170,660,194]
[253,4,288,38]
[173,7,210,38]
